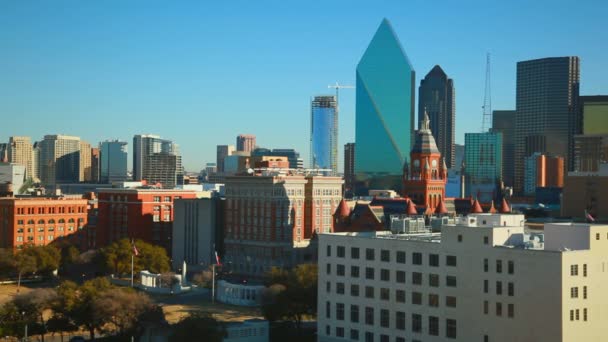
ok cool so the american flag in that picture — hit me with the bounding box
[132,240,139,256]
[585,210,595,222]
[215,251,221,266]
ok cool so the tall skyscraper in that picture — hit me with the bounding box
[310,95,337,172]
[236,134,256,153]
[8,136,34,180]
[100,140,128,183]
[216,145,235,173]
[143,153,183,188]
[514,57,580,194]
[91,147,100,182]
[38,135,81,185]
[344,143,355,192]
[355,19,415,193]
[418,65,455,168]
[573,96,608,172]
[79,141,92,182]
[464,132,502,202]
[133,134,176,181]
[0,143,7,162]
[492,110,516,187]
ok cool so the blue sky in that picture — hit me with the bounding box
[1,0,606,172]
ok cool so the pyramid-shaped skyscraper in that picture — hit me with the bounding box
[354,18,415,194]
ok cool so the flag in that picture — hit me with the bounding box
[585,210,595,222]
[132,241,139,256]
[215,251,221,266]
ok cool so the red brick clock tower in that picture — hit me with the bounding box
[402,111,447,211]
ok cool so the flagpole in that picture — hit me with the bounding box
[131,253,134,288]
[212,263,215,304]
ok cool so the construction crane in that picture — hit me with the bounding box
[326,82,354,173]
[481,53,492,132]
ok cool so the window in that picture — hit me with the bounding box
[365,248,375,261]
[396,251,406,263]
[325,325,330,335]
[508,304,514,318]
[337,264,345,276]
[496,302,502,316]
[336,303,344,320]
[583,308,587,321]
[396,311,406,330]
[153,196,160,202]
[365,286,374,299]
[380,288,390,301]
[413,272,422,285]
[496,281,503,295]
[337,246,345,258]
[396,290,406,303]
[336,327,344,338]
[336,282,345,295]
[484,300,489,314]
[576,309,580,320]
[484,258,489,272]
[446,319,457,339]
[351,284,359,297]
[583,264,587,277]
[508,282,514,296]
[326,281,331,293]
[380,309,389,328]
[429,316,439,336]
[380,249,390,262]
[429,254,439,266]
[446,255,457,266]
[396,270,406,283]
[446,276,457,287]
[412,314,422,333]
[413,252,422,265]
[351,265,360,278]
[365,307,374,325]
[596,233,600,240]
[571,287,579,298]
[484,280,489,293]
[351,247,360,259]
[326,302,331,318]
[380,335,389,342]
[412,292,422,305]
[446,296,457,307]
[326,263,331,275]
[583,286,587,299]
[457,234,463,242]
[484,236,489,244]
[326,245,332,257]
[508,260,514,274]
[429,294,439,307]
[351,305,359,323]
[496,260,502,273]
[365,332,373,342]
[380,269,390,281]
[570,264,578,276]
[365,267,374,280]
[429,274,440,287]
[350,329,359,341]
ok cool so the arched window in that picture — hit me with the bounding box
[58,219,65,223]
[68,218,75,223]
[37,219,45,225]
[27,219,35,225]
[48,219,55,224]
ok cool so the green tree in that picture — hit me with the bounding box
[92,288,153,337]
[0,248,15,279]
[12,288,58,342]
[169,312,224,342]
[100,239,170,276]
[14,251,36,293]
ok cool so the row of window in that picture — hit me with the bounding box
[326,286,457,308]
[483,280,515,296]
[16,234,61,242]
[569,308,588,321]
[329,245,457,267]
[570,264,588,277]
[483,258,515,274]
[17,226,74,233]
[328,265,458,288]
[16,206,86,215]
[17,218,82,225]
[152,196,174,202]
[570,286,588,299]
[483,301,515,318]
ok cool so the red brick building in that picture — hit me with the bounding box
[0,196,89,249]
[96,188,198,250]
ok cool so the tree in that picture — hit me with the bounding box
[100,239,170,276]
[0,248,15,279]
[12,288,58,342]
[191,268,214,288]
[169,312,224,342]
[14,251,36,293]
[92,288,153,337]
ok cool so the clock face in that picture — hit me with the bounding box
[432,159,437,167]
[413,159,420,167]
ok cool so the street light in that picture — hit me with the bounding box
[21,311,27,342]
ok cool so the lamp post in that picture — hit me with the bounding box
[21,311,27,342]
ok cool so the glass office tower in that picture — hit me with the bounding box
[355,18,415,194]
[464,132,502,203]
[310,95,337,171]
[100,140,128,183]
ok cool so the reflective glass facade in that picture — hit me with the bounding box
[310,96,337,171]
[464,132,502,202]
[355,19,415,193]
[100,140,128,183]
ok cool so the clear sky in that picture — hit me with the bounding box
[1,0,606,172]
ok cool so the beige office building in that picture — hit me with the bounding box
[8,136,34,180]
[318,214,608,342]
[79,140,92,182]
[39,135,81,185]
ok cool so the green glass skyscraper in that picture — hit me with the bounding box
[464,132,503,203]
[354,19,415,194]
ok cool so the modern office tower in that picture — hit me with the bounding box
[0,143,7,162]
[418,65,455,169]
[318,215,608,342]
[142,153,183,188]
[344,143,355,192]
[236,134,256,153]
[100,140,128,183]
[573,96,608,172]
[311,95,338,172]
[524,153,564,195]
[38,135,81,185]
[0,196,89,249]
[562,165,608,220]
[402,112,447,211]
[223,173,343,278]
[492,110,516,187]
[464,132,502,202]
[355,19,416,194]
[79,141,92,182]
[133,134,177,181]
[31,142,40,182]
[0,163,26,195]
[91,148,100,182]
[580,96,608,135]
[216,145,235,173]
[514,57,580,194]
[8,136,34,180]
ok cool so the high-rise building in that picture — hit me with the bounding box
[133,134,177,181]
[143,153,183,188]
[561,165,608,220]
[8,136,34,180]
[573,96,608,172]
[318,215,608,342]
[418,65,455,169]
[311,95,338,172]
[524,153,565,195]
[464,132,502,202]
[251,148,303,169]
[79,141,92,182]
[355,19,415,194]
[514,57,580,194]
[0,143,8,162]
[344,143,355,192]
[492,110,516,187]
[100,140,128,183]
[31,142,40,182]
[91,148,100,182]
[38,135,81,185]
[0,163,26,195]
[580,95,608,135]
[236,134,256,153]
[216,145,235,173]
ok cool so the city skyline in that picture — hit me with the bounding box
[1,1,607,172]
